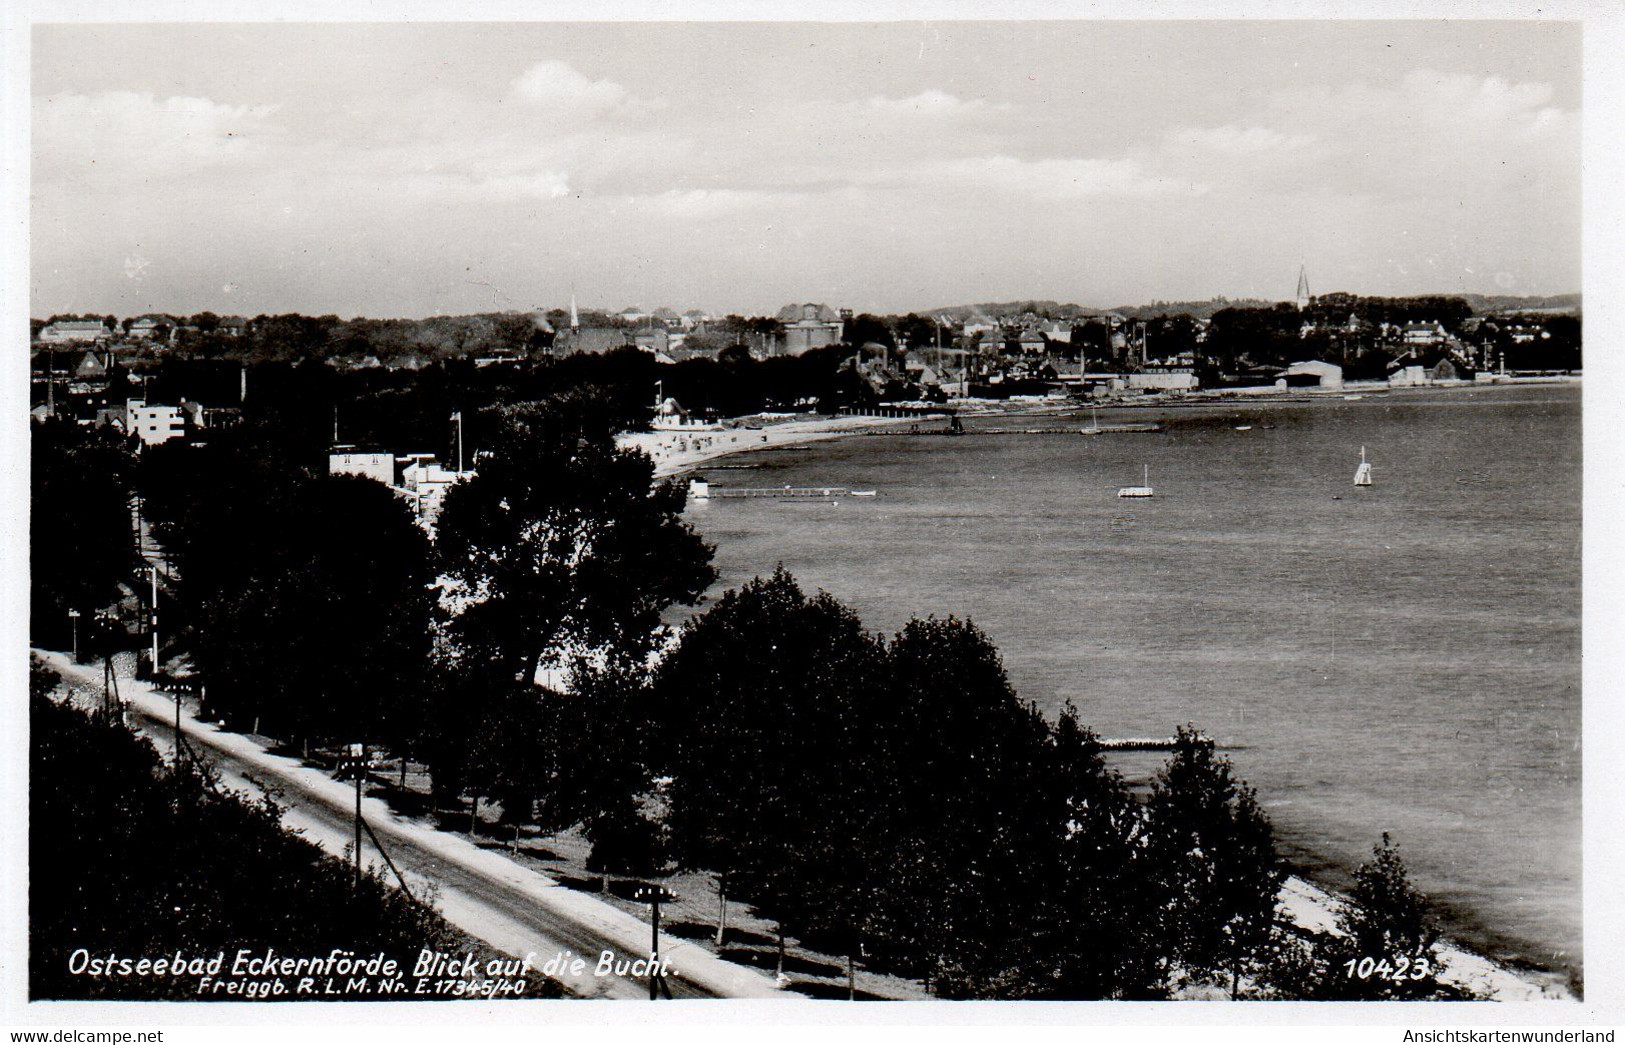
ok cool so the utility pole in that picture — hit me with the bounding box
[650,893,661,1001]
[149,566,159,675]
[99,614,121,718]
[350,742,366,891]
[67,608,79,662]
[632,883,676,1000]
[454,411,464,475]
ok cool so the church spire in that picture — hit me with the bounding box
[1295,264,1311,310]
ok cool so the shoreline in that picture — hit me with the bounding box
[632,411,957,480]
[633,377,1582,481]
[1275,874,1575,1001]
[645,382,1579,1002]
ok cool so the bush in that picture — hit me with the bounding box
[585,799,668,878]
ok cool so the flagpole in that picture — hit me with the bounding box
[455,412,464,474]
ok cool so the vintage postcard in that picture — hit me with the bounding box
[5,2,1620,1041]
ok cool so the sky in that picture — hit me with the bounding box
[28,19,1582,319]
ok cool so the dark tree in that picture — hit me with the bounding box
[141,429,432,746]
[31,419,138,650]
[1047,704,1162,998]
[652,568,889,953]
[1316,833,1455,999]
[434,391,715,688]
[1142,726,1283,995]
[875,616,1061,997]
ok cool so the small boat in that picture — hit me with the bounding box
[1344,394,1366,401]
[849,490,877,498]
[1354,446,1373,487]
[1234,425,1253,431]
[1117,465,1155,498]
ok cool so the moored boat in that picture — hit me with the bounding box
[1354,446,1373,487]
[1117,464,1155,498]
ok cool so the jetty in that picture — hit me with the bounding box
[1098,736,1244,751]
[1099,737,1179,750]
[688,481,874,500]
[1080,422,1165,435]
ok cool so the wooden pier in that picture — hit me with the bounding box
[1097,737,1244,751]
[695,485,873,500]
[1098,737,1180,751]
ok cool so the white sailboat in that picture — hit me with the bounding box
[1354,446,1373,487]
[1117,464,1154,498]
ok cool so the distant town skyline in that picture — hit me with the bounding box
[31,20,1580,319]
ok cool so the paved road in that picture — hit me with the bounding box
[39,650,782,1001]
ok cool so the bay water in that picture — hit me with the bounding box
[680,384,1582,979]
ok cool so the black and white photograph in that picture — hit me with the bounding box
[4,2,1621,1039]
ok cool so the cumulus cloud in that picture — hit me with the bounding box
[1348,70,1565,132]
[867,154,1205,201]
[867,89,987,118]
[395,169,573,202]
[632,188,785,220]
[511,60,630,116]
[34,91,280,180]
[1168,124,1319,157]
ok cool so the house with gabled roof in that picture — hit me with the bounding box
[128,316,168,339]
[554,327,633,356]
[73,350,109,381]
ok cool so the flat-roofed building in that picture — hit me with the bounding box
[39,320,111,344]
[125,399,187,446]
[328,447,396,486]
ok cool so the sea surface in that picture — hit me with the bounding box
[677,383,1582,980]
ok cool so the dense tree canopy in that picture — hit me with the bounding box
[653,568,889,952]
[434,391,715,686]
[1143,727,1284,992]
[140,427,432,745]
[31,418,138,649]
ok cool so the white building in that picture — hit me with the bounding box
[38,320,110,344]
[1389,365,1431,388]
[399,454,464,530]
[1281,360,1344,389]
[125,399,187,446]
[328,447,396,486]
[1126,371,1199,391]
[128,317,166,339]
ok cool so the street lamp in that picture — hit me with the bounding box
[631,882,678,1000]
[149,567,160,676]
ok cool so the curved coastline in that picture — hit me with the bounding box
[645,376,1581,480]
[649,380,1582,1002]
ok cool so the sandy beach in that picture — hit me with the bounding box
[626,410,959,480]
